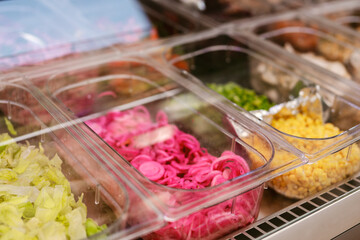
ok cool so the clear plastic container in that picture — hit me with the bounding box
[237,11,360,84]
[157,29,360,199]
[28,53,307,239]
[170,0,304,23]
[323,8,360,31]
[305,0,360,38]
[0,82,164,239]
[138,0,203,37]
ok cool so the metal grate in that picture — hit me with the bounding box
[223,175,360,240]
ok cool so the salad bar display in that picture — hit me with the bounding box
[242,15,360,83]
[162,31,360,201]
[87,106,260,239]
[41,57,280,240]
[0,83,166,240]
[1,0,360,239]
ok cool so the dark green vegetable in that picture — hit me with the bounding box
[208,82,273,111]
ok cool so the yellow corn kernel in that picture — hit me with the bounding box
[268,112,360,199]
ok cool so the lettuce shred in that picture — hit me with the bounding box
[0,133,106,239]
[4,118,17,136]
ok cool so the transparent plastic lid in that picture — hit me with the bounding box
[305,0,360,39]
[323,6,360,30]
[0,81,164,239]
[234,11,360,88]
[21,51,307,238]
[171,0,304,23]
[157,27,360,161]
[155,28,360,199]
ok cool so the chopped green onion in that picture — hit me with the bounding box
[208,82,273,111]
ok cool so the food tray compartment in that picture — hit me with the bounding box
[160,31,360,199]
[171,0,304,23]
[240,12,360,84]
[0,82,164,239]
[40,55,305,239]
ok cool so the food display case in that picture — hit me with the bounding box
[23,51,307,240]
[234,11,360,87]
[1,0,360,239]
[0,82,165,240]
[148,25,360,240]
[158,28,360,199]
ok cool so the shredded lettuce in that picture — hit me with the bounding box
[85,218,107,237]
[67,208,87,240]
[0,169,17,182]
[0,203,23,227]
[0,228,28,240]
[4,118,17,136]
[0,185,39,202]
[37,221,66,240]
[0,134,14,153]
[0,133,106,239]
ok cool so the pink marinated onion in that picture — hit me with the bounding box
[139,161,165,181]
[96,90,117,99]
[86,106,260,239]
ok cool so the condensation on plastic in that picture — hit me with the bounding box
[0,81,164,239]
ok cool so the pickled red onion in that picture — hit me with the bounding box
[96,90,117,99]
[139,161,165,181]
[86,106,260,239]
